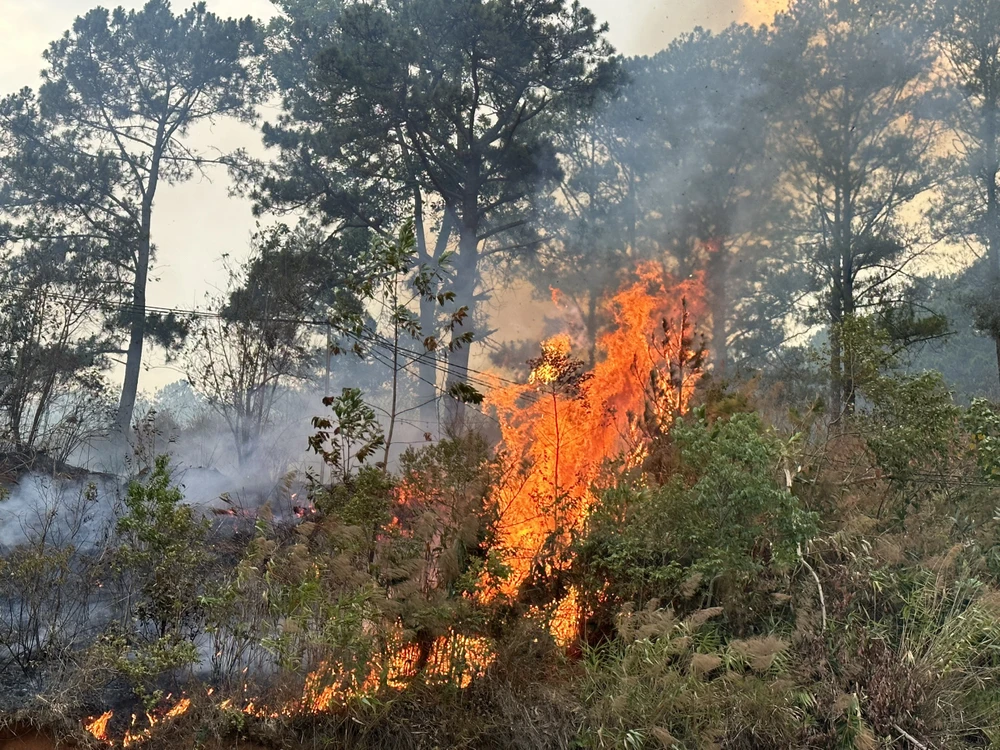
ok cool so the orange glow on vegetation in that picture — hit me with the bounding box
[300,630,496,712]
[547,587,585,648]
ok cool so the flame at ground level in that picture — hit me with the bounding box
[84,711,113,742]
[301,631,495,713]
[82,632,495,745]
[84,696,194,746]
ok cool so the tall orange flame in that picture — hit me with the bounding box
[485,262,708,641]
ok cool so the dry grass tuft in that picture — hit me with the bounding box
[651,726,680,748]
[689,653,723,679]
[730,636,788,674]
[681,607,724,631]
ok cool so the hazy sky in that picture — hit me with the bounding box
[0,0,783,392]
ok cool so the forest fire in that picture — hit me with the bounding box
[82,634,494,745]
[84,711,113,742]
[8,0,1000,743]
[485,262,708,640]
[84,697,192,746]
[77,263,702,745]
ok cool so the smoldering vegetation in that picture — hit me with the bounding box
[4,0,1000,748]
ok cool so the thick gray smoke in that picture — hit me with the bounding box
[0,473,118,551]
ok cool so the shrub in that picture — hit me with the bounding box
[575,411,817,616]
[112,455,210,642]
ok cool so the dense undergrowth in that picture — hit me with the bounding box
[6,321,1000,749]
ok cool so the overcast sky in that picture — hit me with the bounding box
[0,0,784,392]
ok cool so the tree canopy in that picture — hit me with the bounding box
[0,0,265,436]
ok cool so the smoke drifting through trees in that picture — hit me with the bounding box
[0,0,986,535]
[6,0,1000,745]
[3,0,996,466]
[0,2,266,439]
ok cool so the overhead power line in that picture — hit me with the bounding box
[0,277,524,388]
[0,277,551,423]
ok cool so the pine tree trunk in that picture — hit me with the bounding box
[983,89,1000,392]
[708,239,729,377]
[444,219,479,433]
[416,214,453,431]
[829,276,844,423]
[841,240,856,414]
[115,215,151,437]
[115,133,162,440]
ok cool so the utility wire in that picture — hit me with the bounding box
[0,278,525,388]
[0,279,591,419]
[342,327,505,427]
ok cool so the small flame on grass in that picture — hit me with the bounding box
[84,710,113,741]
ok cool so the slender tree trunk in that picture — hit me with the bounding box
[115,214,151,437]
[116,134,162,439]
[27,370,58,448]
[841,196,856,414]
[414,192,436,426]
[829,278,844,423]
[829,176,853,423]
[983,88,1000,391]
[417,291,438,426]
[707,238,729,377]
[383,317,399,468]
[444,218,479,433]
[415,211,453,430]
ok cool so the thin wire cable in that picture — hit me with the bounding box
[0,277,528,387]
